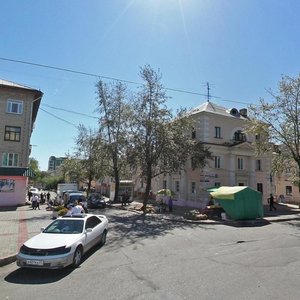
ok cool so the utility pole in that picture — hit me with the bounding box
[207,82,210,102]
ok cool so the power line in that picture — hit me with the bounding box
[42,104,98,119]
[39,107,78,128]
[0,56,229,100]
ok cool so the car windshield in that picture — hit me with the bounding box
[69,195,86,203]
[43,219,84,234]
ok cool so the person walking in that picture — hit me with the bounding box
[168,196,173,213]
[268,193,277,211]
[31,194,38,210]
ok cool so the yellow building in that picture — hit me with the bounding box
[153,101,272,209]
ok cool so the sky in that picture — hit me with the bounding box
[1,0,300,171]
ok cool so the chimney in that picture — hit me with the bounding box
[239,108,247,117]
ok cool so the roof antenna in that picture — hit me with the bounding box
[206,82,210,102]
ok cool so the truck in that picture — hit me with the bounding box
[109,180,133,203]
[56,183,78,204]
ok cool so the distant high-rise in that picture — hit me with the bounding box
[48,156,67,171]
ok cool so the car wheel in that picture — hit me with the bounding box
[72,246,83,268]
[100,230,107,246]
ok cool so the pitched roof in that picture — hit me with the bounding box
[0,79,40,92]
[189,101,248,119]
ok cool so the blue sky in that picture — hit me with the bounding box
[1,0,300,170]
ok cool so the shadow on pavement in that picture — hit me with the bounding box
[0,206,20,212]
[104,210,216,251]
[5,267,73,284]
[4,244,104,284]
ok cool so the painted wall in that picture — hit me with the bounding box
[0,176,27,206]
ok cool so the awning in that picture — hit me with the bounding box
[0,167,36,177]
[210,186,247,200]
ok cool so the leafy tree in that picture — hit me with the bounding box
[95,80,132,201]
[58,156,83,184]
[129,65,211,210]
[247,74,300,188]
[74,125,108,196]
[41,174,64,190]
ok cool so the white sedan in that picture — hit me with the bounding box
[16,214,108,269]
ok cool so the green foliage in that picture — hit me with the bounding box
[58,207,68,216]
[53,205,65,212]
[128,65,211,204]
[247,74,300,186]
[42,175,64,190]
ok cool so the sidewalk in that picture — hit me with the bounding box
[1,202,300,267]
[0,204,52,267]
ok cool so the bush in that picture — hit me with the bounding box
[58,207,68,216]
[53,205,65,212]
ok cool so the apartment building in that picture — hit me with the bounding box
[48,156,67,172]
[0,79,43,206]
[152,101,272,209]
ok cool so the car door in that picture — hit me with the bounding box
[84,216,103,251]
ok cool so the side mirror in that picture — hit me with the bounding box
[86,228,92,233]
[41,227,45,232]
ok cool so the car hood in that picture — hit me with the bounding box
[24,233,82,249]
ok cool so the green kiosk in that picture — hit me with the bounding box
[210,186,263,220]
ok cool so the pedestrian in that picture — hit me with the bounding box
[31,194,38,210]
[36,195,41,210]
[27,190,33,202]
[46,191,51,203]
[168,196,173,213]
[40,192,45,204]
[268,193,277,211]
[71,201,84,215]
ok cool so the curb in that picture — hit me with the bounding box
[0,254,16,267]
[109,203,300,225]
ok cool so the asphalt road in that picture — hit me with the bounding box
[1,208,300,300]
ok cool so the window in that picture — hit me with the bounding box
[214,156,221,169]
[163,180,167,189]
[191,129,196,139]
[257,183,263,193]
[215,127,221,138]
[4,126,21,142]
[237,157,244,170]
[191,182,196,194]
[233,130,246,142]
[2,153,19,167]
[175,181,180,192]
[286,186,292,195]
[85,216,101,229]
[6,100,23,114]
[256,159,262,171]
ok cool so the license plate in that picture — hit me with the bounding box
[26,260,44,266]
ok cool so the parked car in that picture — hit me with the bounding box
[87,194,107,209]
[16,213,108,269]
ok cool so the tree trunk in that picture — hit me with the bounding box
[113,160,120,202]
[142,168,152,212]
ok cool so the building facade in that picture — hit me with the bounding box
[48,156,67,172]
[0,79,43,206]
[152,101,272,209]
